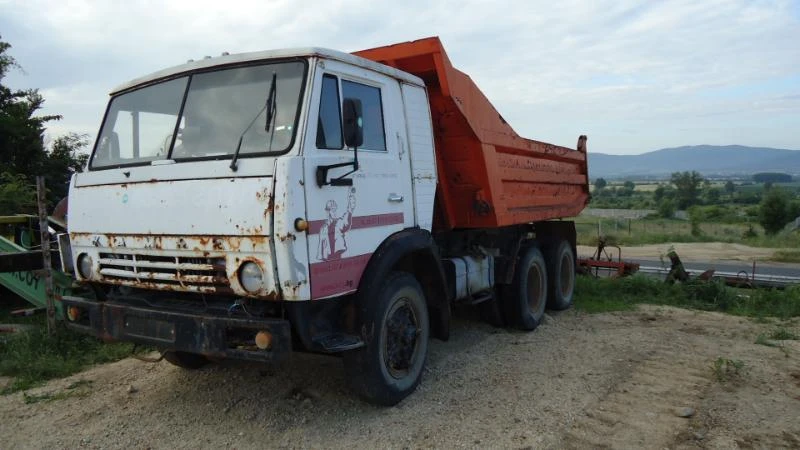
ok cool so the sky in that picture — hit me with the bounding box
[1,0,799,155]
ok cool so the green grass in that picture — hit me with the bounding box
[0,316,135,394]
[754,334,778,347]
[22,380,93,404]
[711,357,745,382]
[574,275,800,319]
[766,327,799,340]
[770,250,800,263]
[575,216,800,248]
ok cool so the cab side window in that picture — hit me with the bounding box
[316,74,343,149]
[342,80,386,151]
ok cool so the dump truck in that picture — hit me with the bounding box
[61,37,589,405]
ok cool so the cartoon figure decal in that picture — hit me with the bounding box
[317,188,356,261]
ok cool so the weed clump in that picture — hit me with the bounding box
[711,357,744,382]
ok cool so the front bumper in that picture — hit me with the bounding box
[62,295,291,362]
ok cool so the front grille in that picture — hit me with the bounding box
[98,252,229,292]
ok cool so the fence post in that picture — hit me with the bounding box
[36,176,56,335]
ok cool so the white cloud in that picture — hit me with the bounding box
[1,0,798,154]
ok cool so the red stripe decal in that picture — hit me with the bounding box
[308,213,404,235]
[310,253,372,299]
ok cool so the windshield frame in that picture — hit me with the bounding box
[88,57,309,171]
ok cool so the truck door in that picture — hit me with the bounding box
[303,60,413,299]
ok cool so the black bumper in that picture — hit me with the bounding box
[61,295,291,362]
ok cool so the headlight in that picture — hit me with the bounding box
[77,253,93,279]
[238,262,264,293]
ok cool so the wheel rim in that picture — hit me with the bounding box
[526,264,544,314]
[383,298,421,379]
[560,250,575,298]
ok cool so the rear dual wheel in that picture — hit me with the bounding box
[501,246,548,331]
[545,239,576,311]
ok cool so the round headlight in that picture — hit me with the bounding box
[239,262,264,293]
[77,253,93,280]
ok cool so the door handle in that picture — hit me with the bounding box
[388,193,404,202]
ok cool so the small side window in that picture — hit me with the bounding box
[342,80,386,151]
[316,74,343,149]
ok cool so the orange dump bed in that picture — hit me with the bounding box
[354,37,590,231]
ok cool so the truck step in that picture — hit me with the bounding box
[312,333,365,352]
[466,292,493,305]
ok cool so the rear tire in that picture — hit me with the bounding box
[501,246,548,331]
[162,351,209,370]
[344,272,430,406]
[545,239,576,311]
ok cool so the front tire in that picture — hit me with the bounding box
[501,246,548,331]
[344,272,430,406]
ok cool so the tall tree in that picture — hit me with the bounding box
[1,35,86,210]
[1,35,61,178]
[670,171,704,209]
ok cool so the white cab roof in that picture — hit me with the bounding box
[111,47,424,94]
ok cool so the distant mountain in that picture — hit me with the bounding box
[589,145,800,179]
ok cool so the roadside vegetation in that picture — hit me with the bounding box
[584,171,800,250]
[574,274,800,319]
[0,302,135,394]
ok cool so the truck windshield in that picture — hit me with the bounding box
[90,60,306,169]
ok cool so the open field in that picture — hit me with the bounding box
[574,215,800,249]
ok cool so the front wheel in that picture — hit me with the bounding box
[344,272,430,406]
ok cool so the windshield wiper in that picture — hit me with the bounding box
[230,72,277,172]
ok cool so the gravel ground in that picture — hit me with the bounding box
[2,305,799,449]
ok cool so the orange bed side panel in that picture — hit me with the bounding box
[353,37,589,231]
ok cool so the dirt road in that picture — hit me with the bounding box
[2,306,799,449]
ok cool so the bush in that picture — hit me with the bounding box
[759,188,793,234]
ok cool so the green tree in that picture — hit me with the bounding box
[654,185,665,202]
[704,187,721,204]
[758,188,792,234]
[753,172,792,183]
[1,36,61,177]
[0,35,86,210]
[657,198,676,219]
[670,171,704,209]
[43,133,89,203]
[0,172,36,215]
[594,177,607,190]
[724,180,735,195]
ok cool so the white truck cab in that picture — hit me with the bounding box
[69,48,434,302]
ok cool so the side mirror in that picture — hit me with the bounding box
[342,98,363,148]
